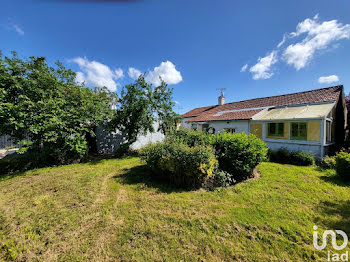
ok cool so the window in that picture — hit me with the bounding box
[191,124,198,131]
[291,122,307,140]
[268,123,284,137]
[202,124,209,133]
[326,121,332,143]
[224,128,235,133]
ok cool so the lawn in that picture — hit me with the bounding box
[0,157,349,261]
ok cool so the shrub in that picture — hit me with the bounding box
[141,141,218,189]
[321,156,336,169]
[211,132,267,180]
[0,151,54,176]
[289,151,315,166]
[268,148,290,164]
[139,142,167,173]
[202,170,236,191]
[335,152,350,181]
[166,129,210,147]
[268,148,315,166]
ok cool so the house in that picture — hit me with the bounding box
[181,85,348,158]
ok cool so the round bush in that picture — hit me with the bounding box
[211,132,267,180]
[335,152,350,181]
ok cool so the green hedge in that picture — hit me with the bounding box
[335,152,350,181]
[140,141,218,189]
[268,148,315,166]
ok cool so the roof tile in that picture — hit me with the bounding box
[185,86,343,122]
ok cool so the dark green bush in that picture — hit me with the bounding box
[321,156,336,169]
[0,142,88,176]
[335,152,350,181]
[140,141,218,189]
[0,151,54,176]
[290,151,315,166]
[268,148,290,164]
[268,148,315,166]
[211,132,267,180]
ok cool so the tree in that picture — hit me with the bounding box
[0,52,115,163]
[110,75,179,152]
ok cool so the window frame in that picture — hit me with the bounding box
[224,128,236,133]
[290,122,308,141]
[326,120,332,143]
[267,122,285,137]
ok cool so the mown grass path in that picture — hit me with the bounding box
[0,157,349,261]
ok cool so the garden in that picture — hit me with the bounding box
[1,52,350,261]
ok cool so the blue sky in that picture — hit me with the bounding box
[2,0,350,114]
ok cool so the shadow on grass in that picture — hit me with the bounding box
[0,152,136,180]
[86,152,139,165]
[319,173,350,187]
[317,200,350,233]
[115,165,185,194]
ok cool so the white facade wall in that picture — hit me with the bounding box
[207,120,250,134]
[265,140,322,157]
[183,119,325,158]
[96,122,165,153]
[181,118,193,129]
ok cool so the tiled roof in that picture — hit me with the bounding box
[181,105,217,118]
[184,85,343,122]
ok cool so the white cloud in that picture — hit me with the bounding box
[283,15,350,70]
[240,64,248,72]
[114,68,124,79]
[75,71,85,84]
[249,51,278,80]
[174,101,179,104]
[318,75,339,84]
[12,24,24,35]
[145,61,182,86]
[277,35,286,48]
[4,22,24,35]
[128,67,142,80]
[247,15,350,80]
[72,57,121,92]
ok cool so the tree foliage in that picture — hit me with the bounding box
[0,52,115,163]
[110,75,179,151]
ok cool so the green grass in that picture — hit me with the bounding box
[0,157,349,261]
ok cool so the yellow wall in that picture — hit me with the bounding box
[262,121,321,142]
[250,123,262,138]
[307,121,321,141]
[266,122,289,140]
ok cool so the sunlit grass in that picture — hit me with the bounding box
[0,157,349,261]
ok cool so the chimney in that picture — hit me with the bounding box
[218,90,225,105]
